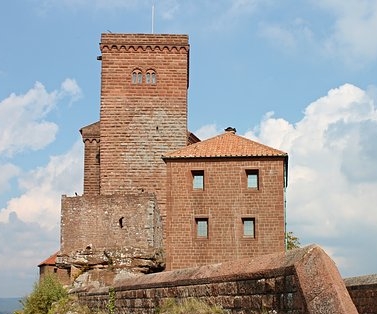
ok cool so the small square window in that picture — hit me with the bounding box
[242,218,255,237]
[192,170,204,190]
[246,170,259,189]
[196,218,208,238]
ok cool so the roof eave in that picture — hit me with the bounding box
[162,154,288,160]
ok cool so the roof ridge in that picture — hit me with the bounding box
[163,131,287,159]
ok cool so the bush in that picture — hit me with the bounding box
[18,274,68,314]
[47,295,106,314]
[156,298,226,314]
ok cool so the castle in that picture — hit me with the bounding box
[39,33,288,285]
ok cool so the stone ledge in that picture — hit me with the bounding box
[73,245,358,313]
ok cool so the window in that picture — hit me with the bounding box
[196,218,208,238]
[192,170,204,190]
[119,217,124,229]
[132,69,142,84]
[246,170,259,189]
[242,218,255,237]
[146,69,156,84]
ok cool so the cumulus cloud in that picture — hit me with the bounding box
[0,212,59,297]
[0,163,20,195]
[0,80,82,157]
[0,78,83,228]
[245,83,377,276]
[0,140,83,229]
[0,79,83,296]
[195,84,377,276]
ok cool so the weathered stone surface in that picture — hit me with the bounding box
[73,245,356,314]
[294,245,358,314]
[345,274,377,314]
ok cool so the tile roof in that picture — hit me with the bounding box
[38,252,58,267]
[163,130,287,159]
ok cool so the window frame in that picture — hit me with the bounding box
[146,69,157,84]
[195,217,209,238]
[242,217,256,238]
[246,169,259,189]
[131,69,143,84]
[192,170,204,190]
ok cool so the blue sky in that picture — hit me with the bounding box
[1,0,377,298]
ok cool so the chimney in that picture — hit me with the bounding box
[224,127,236,134]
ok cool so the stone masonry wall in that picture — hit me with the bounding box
[345,274,377,314]
[83,138,100,195]
[80,121,100,195]
[60,192,162,256]
[73,245,358,314]
[165,157,286,270]
[98,34,189,227]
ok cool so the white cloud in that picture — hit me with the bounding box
[0,212,59,297]
[194,123,222,140]
[0,163,20,195]
[255,1,377,65]
[0,140,83,229]
[315,0,377,64]
[0,80,81,157]
[245,83,377,276]
[60,78,82,105]
[0,79,83,297]
[0,82,58,156]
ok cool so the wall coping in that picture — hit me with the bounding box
[73,245,358,313]
[345,273,377,288]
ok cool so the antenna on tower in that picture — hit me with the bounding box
[151,1,155,34]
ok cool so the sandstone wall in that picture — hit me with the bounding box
[98,34,189,225]
[345,274,377,314]
[60,193,162,256]
[165,157,286,270]
[73,245,357,314]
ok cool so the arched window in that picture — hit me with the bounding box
[146,69,156,84]
[132,69,142,84]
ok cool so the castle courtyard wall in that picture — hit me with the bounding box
[73,245,357,314]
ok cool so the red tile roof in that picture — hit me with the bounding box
[163,130,287,159]
[38,252,58,267]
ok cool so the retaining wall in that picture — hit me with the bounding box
[345,274,377,314]
[73,245,357,313]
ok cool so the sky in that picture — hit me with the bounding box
[1,0,377,298]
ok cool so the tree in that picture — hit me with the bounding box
[286,231,301,250]
[17,274,68,314]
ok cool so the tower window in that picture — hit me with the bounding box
[242,218,255,237]
[195,218,208,238]
[146,69,156,84]
[246,170,259,189]
[132,69,142,84]
[119,217,124,229]
[192,170,204,190]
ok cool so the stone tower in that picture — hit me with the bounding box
[99,34,188,202]
[58,34,191,279]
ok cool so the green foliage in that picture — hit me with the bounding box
[286,231,301,250]
[18,274,68,314]
[47,296,97,314]
[156,298,226,314]
[106,288,116,314]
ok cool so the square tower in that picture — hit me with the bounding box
[99,34,189,208]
